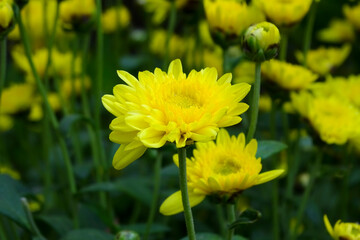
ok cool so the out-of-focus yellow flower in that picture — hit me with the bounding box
[8,0,59,44]
[204,0,265,38]
[317,19,355,43]
[259,94,272,112]
[149,29,187,59]
[159,129,284,215]
[0,165,20,179]
[29,93,61,121]
[324,215,360,240]
[258,0,313,27]
[233,61,255,84]
[290,90,360,145]
[28,195,44,212]
[102,6,131,34]
[344,3,360,31]
[242,21,280,62]
[295,44,351,76]
[0,83,35,114]
[198,20,215,47]
[102,59,251,169]
[52,49,82,78]
[289,218,305,235]
[262,60,318,90]
[60,76,91,98]
[0,1,13,29]
[311,75,360,108]
[141,0,189,24]
[59,0,95,31]
[0,114,13,131]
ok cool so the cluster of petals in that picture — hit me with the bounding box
[324,215,360,240]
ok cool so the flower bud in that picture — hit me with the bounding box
[242,22,280,62]
[114,231,140,240]
[0,1,14,38]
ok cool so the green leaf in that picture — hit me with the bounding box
[61,229,114,240]
[256,140,287,159]
[0,174,30,230]
[228,208,262,230]
[37,215,73,236]
[181,233,223,240]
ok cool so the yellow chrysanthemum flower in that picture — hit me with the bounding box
[324,215,360,240]
[261,59,318,90]
[160,129,284,215]
[0,83,35,115]
[102,59,251,169]
[290,91,360,145]
[102,6,131,34]
[258,0,312,27]
[204,0,265,37]
[317,19,355,43]
[59,0,95,30]
[344,3,360,31]
[0,1,13,29]
[141,0,189,24]
[295,44,351,76]
[149,29,187,60]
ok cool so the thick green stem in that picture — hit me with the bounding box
[21,198,46,240]
[144,152,163,240]
[246,62,261,143]
[226,204,236,240]
[14,5,77,194]
[279,33,288,62]
[0,38,6,107]
[178,147,197,240]
[163,0,177,68]
[302,2,318,67]
[290,149,323,240]
[216,204,227,238]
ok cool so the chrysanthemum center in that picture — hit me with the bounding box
[170,93,201,109]
[214,158,240,176]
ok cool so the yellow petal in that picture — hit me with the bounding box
[109,131,137,144]
[323,215,334,237]
[117,70,138,87]
[102,95,122,117]
[138,128,167,148]
[218,73,232,84]
[168,59,183,80]
[112,144,147,170]
[159,190,206,216]
[125,114,149,130]
[256,169,284,185]
[245,139,258,156]
[216,128,230,145]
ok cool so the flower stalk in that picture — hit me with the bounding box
[302,2,318,67]
[178,147,197,240]
[226,204,236,240]
[0,38,6,105]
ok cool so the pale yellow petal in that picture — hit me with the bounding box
[138,128,167,148]
[102,95,122,116]
[255,169,284,185]
[159,190,206,216]
[112,144,147,170]
[109,131,137,144]
[218,73,232,84]
[216,128,230,145]
[167,59,183,80]
[245,139,258,156]
[323,215,334,237]
[117,70,138,87]
[125,114,149,130]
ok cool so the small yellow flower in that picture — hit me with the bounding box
[295,44,351,76]
[0,1,13,29]
[102,59,251,169]
[59,0,96,31]
[317,19,355,43]
[344,3,360,31]
[324,215,360,240]
[258,0,313,27]
[259,94,272,112]
[102,6,131,34]
[141,0,189,24]
[159,129,284,215]
[204,0,265,38]
[0,165,20,180]
[149,29,187,60]
[52,49,82,78]
[60,76,91,98]
[0,83,35,115]
[261,59,318,90]
[29,93,62,121]
[242,21,280,62]
[290,90,360,145]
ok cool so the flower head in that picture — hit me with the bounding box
[344,3,360,31]
[295,44,351,76]
[261,59,318,90]
[258,0,313,27]
[242,22,280,62]
[149,29,187,60]
[317,19,355,43]
[324,215,360,240]
[159,129,284,215]
[102,6,131,34]
[141,0,189,24]
[0,1,13,29]
[102,59,251,169]
[59,0,96,31]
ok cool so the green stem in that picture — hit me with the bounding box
[14,5,77,194]
[226,204,236,240]
[340,144,352,219]
[164,0,177,69]
[279,33,288,61]
[216,204,227,238]
[302,2,318,67]
[290,149,323,240]
[21,198,46,240]
[0,38,7,109]
[246,62,261,143]
[144,152,163,240]
[178,147,197,240]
